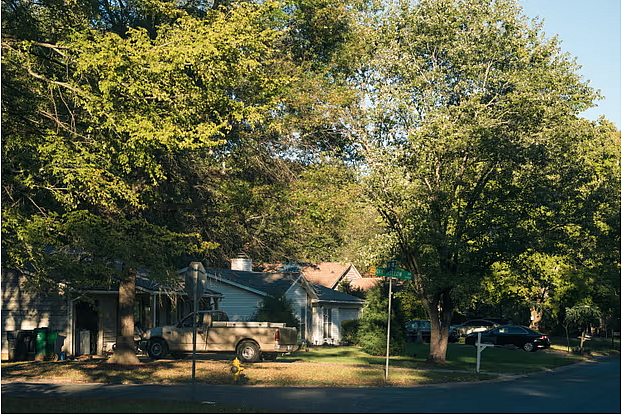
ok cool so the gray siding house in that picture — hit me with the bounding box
[2,257,364,360]
[209,258,364,345]
[1,267,223,360]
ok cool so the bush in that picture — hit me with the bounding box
[340,320,360,345]
[252,294,300,328]
[357,280,406,356]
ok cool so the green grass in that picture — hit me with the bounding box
[283,342,586,374]
[548,335,621,355]
[2,340,606,390]
[1,397,272,413]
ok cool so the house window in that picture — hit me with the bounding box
[323,308,332,341]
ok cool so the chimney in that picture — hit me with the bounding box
[230,253,252,272]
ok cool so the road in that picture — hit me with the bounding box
[2,356,620,413]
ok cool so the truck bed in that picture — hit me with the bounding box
[212,321,287,328]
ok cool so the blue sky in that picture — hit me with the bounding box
[520,0,621,129]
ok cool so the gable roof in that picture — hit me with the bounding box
[300,262,351,289]
[205,268,301,296]
[205,267,363,305]
[310,283,364,304]
[260,262,363,290]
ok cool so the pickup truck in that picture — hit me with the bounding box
[141,310,298,362]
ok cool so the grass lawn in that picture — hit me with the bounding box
[3,342,615,413]
[2,339,606,388]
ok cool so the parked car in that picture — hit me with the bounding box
[481,317,511,325]
[452,319,500,337]
[406,320,460,343]
[406,320,431,342]
[464,325,551,352]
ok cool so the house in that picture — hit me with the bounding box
[1,267,223,360]
[205,257,364,345]
[263,261,383,293]
[1,257,365,360]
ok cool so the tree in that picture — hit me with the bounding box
[357,280,406,356]
[565,303,602,354]
[349,0,604,363]
[252,294,300,328]
[2,0,295,364]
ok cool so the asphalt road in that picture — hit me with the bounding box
[2,356,620,413]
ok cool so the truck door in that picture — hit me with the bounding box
[177,313,209,352]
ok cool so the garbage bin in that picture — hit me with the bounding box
[46,330,58,360]
[14,330,35,361]
[34,328,59,361]
[34,328,48,361]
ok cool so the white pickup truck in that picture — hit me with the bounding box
[142,310,298,362]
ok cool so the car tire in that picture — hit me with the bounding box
[148,338,168,359]
[237,341,260,362]
[523,342,536,352]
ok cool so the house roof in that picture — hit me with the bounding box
[205,268,363,305]
[309,283,364,304]
[136,273,223,298]
[260,262,358,290]
[77,269,223,298]
[300,262,352,289]
[349,277,383,291]
[205,268,301,296]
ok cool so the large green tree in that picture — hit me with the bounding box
[349,0,607,363]
[2,0,297,364]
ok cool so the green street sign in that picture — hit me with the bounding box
[375,267,413,280]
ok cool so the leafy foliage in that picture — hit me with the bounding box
[348,0,613,362]
[252,294,300,328]
[357,280,406,356]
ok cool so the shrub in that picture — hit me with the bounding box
[357,280,406,356]
[340,320,360,345]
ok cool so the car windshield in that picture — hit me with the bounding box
[407,320,431,329]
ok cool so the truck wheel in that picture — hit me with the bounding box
[237,341,260,362]
[148,338,168,359]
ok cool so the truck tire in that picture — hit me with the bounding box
[148,338,168,359]
[237,341,260,362]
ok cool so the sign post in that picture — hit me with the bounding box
[385,275,393,381]
[184,261,207,400]
[375,262,414,381]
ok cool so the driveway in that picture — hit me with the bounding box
[2,356,620,413]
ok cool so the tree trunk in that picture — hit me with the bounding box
[424,289,453,364]
[108,267,140,365]
[529,307,543,331]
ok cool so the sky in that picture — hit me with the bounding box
[520,0,621,129]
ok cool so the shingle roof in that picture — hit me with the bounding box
[206,268,363,304]
[205,268,301,296]
[300,262,351,288]
[136,273,223,297]
[309,283,364,304]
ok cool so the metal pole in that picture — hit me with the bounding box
[385,277,393,381]
[192,263,198,399]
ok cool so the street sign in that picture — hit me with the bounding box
[374,267,413,280]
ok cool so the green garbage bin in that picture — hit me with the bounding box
[46,330,58,360]
[34,328,47,361]
[34,328,58,361]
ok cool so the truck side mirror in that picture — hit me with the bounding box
[203,314,212,327]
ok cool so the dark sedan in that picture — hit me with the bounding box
[465,325,551,352]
